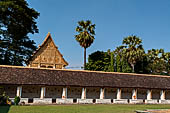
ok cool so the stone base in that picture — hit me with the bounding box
[145,99,158,104]
[10,98,28,104]
[9,98,14,101]
[9,98,15,104]
[77,99,93,104]
[56,99,73,104]
[11,98,170,105]
[20,98,28,104]
[129,99,143,104]
[159,100,170,104]
[33,98,52,104]
[113,99,128,104]
[96,99,111,104]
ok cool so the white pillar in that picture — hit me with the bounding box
[62,87,67,99]
[147,89,152,100]
[81,88,86,99]
[38,63,40,68]
[160,90,165,100]
[16,86,22,97]
[132,89,137,100]
[100,88,105,99]
[40,87,46,99]
[116,88,121,99]
[62,65,65,69]
[53,65,55,69]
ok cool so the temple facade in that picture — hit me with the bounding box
[27,33,68,69]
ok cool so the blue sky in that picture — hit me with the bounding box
[27,0,170,69]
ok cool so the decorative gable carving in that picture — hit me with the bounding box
[27,33,68,69]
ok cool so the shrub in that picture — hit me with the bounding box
[14,96,20,105]
[0,92,10,105]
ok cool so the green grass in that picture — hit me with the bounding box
[0,104,170,113]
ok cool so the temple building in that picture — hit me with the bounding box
[27,33,68,69]
[0,33,170,105]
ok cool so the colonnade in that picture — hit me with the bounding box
[15,86,168,104]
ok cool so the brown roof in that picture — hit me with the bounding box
[0,65,170,89]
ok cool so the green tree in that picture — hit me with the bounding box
[121,57,132,73]
[0,0,39,65]
[115,55,121,72]
[163,52,170,75]
[107,49,115,72]
[85,51,110,71]
[122,35,145,72]
[147,49,166,74]
[134,56,149,74]
[114,46,125,72]
[75,20,95,69]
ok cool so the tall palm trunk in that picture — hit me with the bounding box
[131,63,135,73]
[84,48,86,69]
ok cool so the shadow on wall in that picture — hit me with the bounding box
[0,106,10,113]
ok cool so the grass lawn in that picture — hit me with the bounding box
[1,104,170,113]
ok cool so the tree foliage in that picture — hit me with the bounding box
[107,49,114,72]
[85,51,110,71]
[146,49,166,74]
[75,20,95,69]
[163,52,170,75]
[86,35,170,76]
[122,35,145,72]
[0,0,39,65]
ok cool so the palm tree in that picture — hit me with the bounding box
[163,52,170,75]
[147,49,166,74]
[122,35,144,72]
[75,20,95,69]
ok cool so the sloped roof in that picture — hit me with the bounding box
[27,32,68,66]
[0,65,170,89]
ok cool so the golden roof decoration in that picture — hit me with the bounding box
[27,32,68,69]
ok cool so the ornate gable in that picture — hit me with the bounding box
[27,33,68,69]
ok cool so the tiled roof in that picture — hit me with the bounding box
[0,65,170,89]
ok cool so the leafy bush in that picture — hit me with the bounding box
[0,92,11,105]
[14,96,20,105]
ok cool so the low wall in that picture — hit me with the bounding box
[77,99,93,104]
[145,99,158,104]
[96,99,111,104]
[56,99,73,104]
[159,100,170,104]
[129,99,143,104]
[34,98,52,104]
[113,99,128,104]
[20,98,29,104]
[10,98,170,104]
